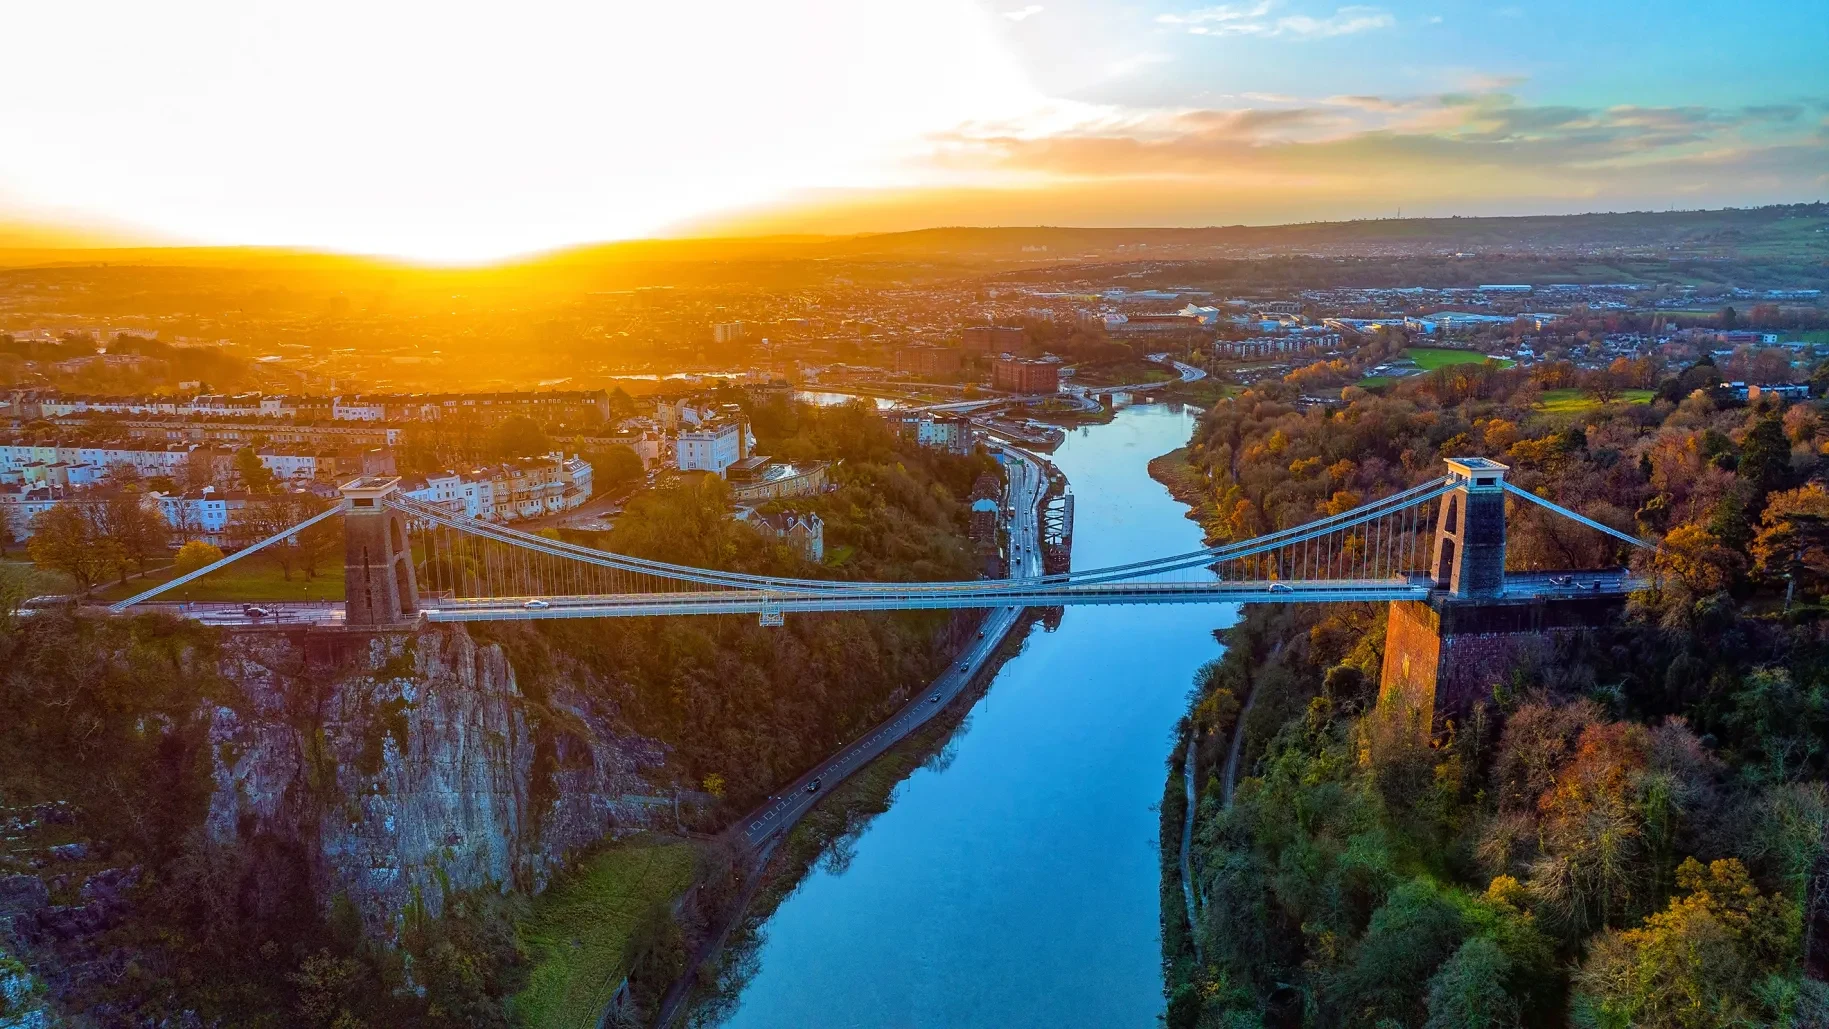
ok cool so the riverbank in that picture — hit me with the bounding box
[1147,445,1225,546]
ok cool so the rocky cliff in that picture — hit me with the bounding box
[206,625,672,940]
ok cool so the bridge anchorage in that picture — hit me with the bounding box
[108,458,1651,719]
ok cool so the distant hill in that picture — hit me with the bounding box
[3,204,1823,282]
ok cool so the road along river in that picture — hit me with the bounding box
[708,402,1238,1029]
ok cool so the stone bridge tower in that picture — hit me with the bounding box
[342,477,419,627]
[1429,457,1508,597]
[1380,457,1622,724]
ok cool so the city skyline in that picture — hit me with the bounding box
[2,0,1824,261]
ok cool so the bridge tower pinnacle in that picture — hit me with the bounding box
[1431,457,1508,598]
[341,477,419,626]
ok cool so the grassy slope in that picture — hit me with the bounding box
[1539,387,1656,413]
[512,837,700,1029]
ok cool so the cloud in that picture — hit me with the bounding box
[913,89,1829,213]
[1158,2,1394,38]
[1156,1,1274,27]
[1003,4,1045,21]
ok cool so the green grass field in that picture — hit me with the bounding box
[512,838,699,1029]
[92,559,344,602]
[1404,347,1515,371]
[1072,359,1175,387]
[1539,387,1656,414]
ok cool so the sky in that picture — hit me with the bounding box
[1,0,1823,260]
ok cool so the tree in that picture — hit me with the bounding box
[27,505,116,588]
[1424,936,1520,1029]
[1574,858,1795,1029]
[173,540,226,575]
[234,447,276,491]
[1737,415,1791,502]
[91,494,166,580]
[1653,523,1743,596]
[1751,483,1829,597]
[230,492,331,580]
[1583,371,1624,405]
[490,416,548,460]
[594,444,645,492]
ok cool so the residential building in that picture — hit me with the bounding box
[1108,313,1202,334]
[754,509,824,562]
[712,321,747,343]
[991,358,1059,394]
[1213,334,1343,359]
[962,325,1026,353]
[677,419,745,476]
[403,472,497,520]
[0,484,67,539]
[967,472,1004,577]
[913,414,971,454]
[727,459,829,503]
[151,486,248,543]
[1748,383,1811,403]
[895,346,963,377]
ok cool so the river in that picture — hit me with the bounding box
[711,402,1236,1029]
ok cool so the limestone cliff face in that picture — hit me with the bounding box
[205,626,669,940]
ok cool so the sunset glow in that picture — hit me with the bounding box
[2,0,1823,259]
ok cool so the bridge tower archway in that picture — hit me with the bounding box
[1429,457,1507,598]
[342,477,420,626]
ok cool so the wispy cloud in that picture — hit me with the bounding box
[918,89,1829,204]
[1158,2,1394,38]
[1003,5,1045,21]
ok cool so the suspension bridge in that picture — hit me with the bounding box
[105,457,1649,627]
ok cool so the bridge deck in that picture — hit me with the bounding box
[417,572,1638,621]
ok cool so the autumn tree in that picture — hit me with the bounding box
[1750,482,1829,597]
[1574,858,1798,1029]
[90,494,166,580]
[28,504,119,588]
[173,540,225,575]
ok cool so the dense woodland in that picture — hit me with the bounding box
[1163,356,1829,1027]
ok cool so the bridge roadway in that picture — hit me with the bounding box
[420,580,1436,620]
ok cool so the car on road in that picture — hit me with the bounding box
[1268,583,1292,593]
[804,778,822,794]
[930,692,942,704]
[523,599,551,609]
[960,663,970,672]
[242,605,271,618]
[1548,575,1574,587]
[977,630,986,638]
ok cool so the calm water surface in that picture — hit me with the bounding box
[715,403,1235,1029]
